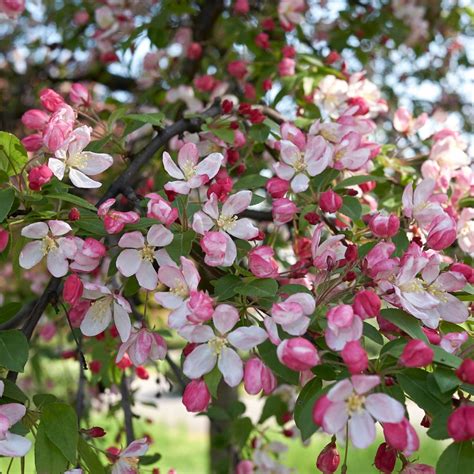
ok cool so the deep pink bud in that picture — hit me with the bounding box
[63,274,84,305]
[187,42,203,60]
[28,165,53,191]
[233,0,249,14]
[39,88,65,112]
[401,463,435,474]
[450,263,474,284]
[263,78,273,91]
[312,395,332,426]
[255,32,270,49]
[84,426,106,438]
[0,229,9,252]
[227,60,248,79]
[236,460,254,474]
[374,443,397,474]
[347,96,369,116]
[22,134,43,152]
[182,379,211,413]
[316,441,340,474]
[426,213,456,250]
[327,304,354,330]
[69,83,90,106]
[244,357,276,395]
[69,300,90,328]
[266,177,289,198]
[319,190,342,213]
[277,337,320,371]
[272,198,298,225]
[421,327,441,345]
[187,291,214,324]
[447,405,474,441]
[456,359,474,385]
[69,208,81,221]
[21,109,49,131]
[383,418,420,456]
[353,290,381,319]
[304,212,320,225]
[278,58,296,77]
[369,213,400,238]
[248,245,279,278]
[282,45,296,58]
[400,339,434,368]
[341,340,368,374]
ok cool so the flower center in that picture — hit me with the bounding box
[399,278,423,293]
[426,282,448,302]
[140,245,155,262]
[67,152,89,169]
[170,279,188,298]
[181,161,197,180]
[123,457,139,468]
[320,129,338,142]
[346,393,365,414]
[41,236,57,255]
[90,296,112,319]
[208,336,227,355]
[216,214,237,231]
[293,158,307,173]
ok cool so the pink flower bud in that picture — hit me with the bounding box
[236,460,254,474]
[39,322,56,341]
[233,0,249,14]
[187,291,214,324]
[69,208,81,221]
[135,366,149,380]
[145,193,178,226]
[426,213,456,250]
[353,290,381,319]
[383,418,420,456]
[277,337,320,371]
[450,263,474,284]
[84,426,106,438]
[421,327,441,345]
[69,83,91,106]
[369,213,400,238]
[248,245,279,278]
[456,359,474,385]
[39,88,65,112]
[272,198,298,225]
[319,190,342,213]
[22,134,43,152]
[28,165,53,191]
[374,443,397,474]
[312,395,332,426]
[341,340,368,374]
[316,441,340,474]
[400,339,434,368]
[0,0,25,17]
[244,357,277,395]
[187,42,203,60]
[69,300,90,328]
[263,78,273,91]
[278,58,296,77]
[401,463,435,474]
[255,32,270,49]
[200,231,227,266]
[266,177,289,198]
[21,109,49,131]
[327,304,354,330]
[0,229,9,252]
[63,274,84,305]
[447,405,474,442]
[194,75,217,92]
[73,10,89,25]
[227,60,248,80]
[182,379,211,413]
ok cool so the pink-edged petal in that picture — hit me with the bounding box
[286,293,315,315]
[281,316,310,336]
[323,401,348,433]
[181,257,200,290]
[157,265,186,289]
[280,140,300,166]
[155,292,184,310]
[80,299,112,337]
[183,344,216,379]
[213,304,239,335]
[164,181,191,195]
[116,249,141,277]
[163,151,185,179]
[0,433,32,457]
[46,249,69,277]
[222,233,237,267]
[155,249,177,267]
[168,303,190,329]
[19,241,44,269]
[203,193,219,220]
[116,337,134,364]
[118,231,145,249]
[69,168,101,188]
[414,178,435,208]
[264,317,281,345]
[0,404,25,426]
[177,142,199,170]
[136,261,158,290]
[352,375,381,394]
[48,158,66,180]
[291,173,310,193]
[21,222,48,239]
[80,152,113,175]
[349,410,376,448]
[306,137,332,176]
[228,326,268,350]
[222,190,252,216]
[179,324,214,343]
[113,301,131,342]
[327,379,353,402]
[218,347,243,387]
[274,162,295,181]
[365,394,405,423]
[48,220,71,236]
[192,211,214,234]
[195,153,223,180]
[147,224,174,247]
[121,438,149,458]
[226,218,259,240]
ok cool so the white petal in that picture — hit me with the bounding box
[365,394,405,423]
[274,162,295,181]
[322,401,348,433]
[164,181,191,195]
[352,375,381,395]
[228,326,267,350]
[179,325,214,343]
[213,304,239,335]
[21,222,48,239]
[227,218,259,240]
[349,410,376,449]
[19,241,44,269]
[280,140,300,166]
[46,249,69,277]
[48,158,66,180]
[291,173,310,193]
[0,433,32,457]
[147,224,173,247]
[163,152,185,179]
[195,153,223,180]
[192,211,214,234]
[80,152,113,175]
[327,379,353,402]
[183,344,216,379]
[155,292,184,310]
[222,190,252,216]
[80,299,112,337]
[218,347,243,387]
[118,231,145,249]
[113,301,131,342]
[136,261,158,291]
[116,249,141,277]
[48,220,71,236]
[69,168,101,188]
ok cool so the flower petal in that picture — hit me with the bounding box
[113,301,131,342]
[226,218,259,240]
[195,153,223,180]
[80,152,113,175]
[327,379,353,402]
[177,142,199,170]
[213,304,239,335]
[46,249,69,277]
[47,158,66,180]
[183,344,216,379]
[19,241,44,269]
[21,222,48,239]
[218,347,243,387]
[365,393,405,423]
[147,224,173,247]
[222,190,252,216]
[136,261,158,291]
[163,151,184,179]
[352,375,381,394]
[80,299,112,337]
[118,231,145,249]
[291,173,309,193]
[69,168,101,188]
[349,410,376,449]
[228,326,268,350]
[323,401,348,433]
[116,249,141,277]
[0,433,32,457]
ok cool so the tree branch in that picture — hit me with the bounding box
[120,374,135,445]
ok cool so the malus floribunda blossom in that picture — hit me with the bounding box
[316,441,340,474]
[447,405,474,442]
[393,108,427,135]
[455,358,474,385]
[271,292,315,336]
[353,290,381,319]
[145,193,178,226]
[116,327,167,367]
[63,273,84,305]
[369,213,400,238]
[39,88,65,112]
[383,417,420,456]
[248,245,279,278]
[98,198,140,234]
[69,83,90,106]
[277,337,320,371]
[110,438,149,474]
[244,357,276,395]
[0,229,9,252]
[341,340,368,374]
[319,189,342,213]
[400,339,434,368]
[182,379,211,413]
[374,443,397,474]
[325,304,363,351]
[28,165,53,191]
[21,109,49,131]
[272,197,298,225]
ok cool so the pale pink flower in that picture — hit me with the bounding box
[182,304,267,387]
[163,142,223,194]
[426,213,457,250]
[318,375,405,449]
[69,237,106,273]
[145,193,179,226]
[393,108,427,135]
[278,0,306,29]
[457,208,474,256]
[311,224,346,270]
[271,292,315,336]
[0,0,25,18]
[80,283,132,341]
[439,331,468,354]
[248,245,279,278]
[332,132,371,171]
[98,198,140,234]
[277,337,320,371]
[280,122,306,151]
[42,104,76,152]
[363,241,399,281]
[274,137,332,193]
[116,326,167,366]
[0,381,32,457]
[429,134,469,171]
[111,438,149,474]
[49,126,113,188]
[200,231,236,267]
[272,198,298,225]
[325,305,363,351]
[19,220,77,277]
[117,225,173,290]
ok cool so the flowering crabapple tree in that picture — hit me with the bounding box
[0,0,473,473]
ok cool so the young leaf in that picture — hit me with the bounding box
[0,329,29,372]
[380,309,428,342]
[0,188,15,222]
[0,132,28,177]
[294,377,324,441]
[437,441,474,474]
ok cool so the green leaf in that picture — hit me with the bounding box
[166,230,193,264]
[0,188,15,222]
[211,127,235,144]
[432,346,462,369]
[45,193,97,212]
[427,410,451,440]
[340,195,362,222]
[334,175,386,190]
[124,112,165,126]
[258,340,299,385]
[259,395,287,423]
[236,278,278,299]
[33,394,59,408]
[363,322,384,345]
[232,417,253,448]
[279,284,312,295]
[212,275,241,301]
[77,437,106,474]
[0,302,22,324]
[380,308,428,342]
[0,132,28,177]
[437,441,474,474]
[140,453,162,466]
[41,403,78,464]
[249,124,270,142]
[392,230,409,256]
[0,329,29,372]
[204,366,222,398]
[123,276,140,297]
[2,379,28,403]
[433,368,460,393]
[35,423,69,474]
[294,378,323,441]
[233,174,267,190]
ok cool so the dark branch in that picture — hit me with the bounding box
[120,374,135,445]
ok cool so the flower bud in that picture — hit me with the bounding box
[233,0,249,14]
[116,353,132,370]
[84,426,106,438]
[447,405,474,441]
[341,340,368,374]
[187,291,214,324]
[455,359,474,385]
[400,339,434,368]
[266,177,289,198]
[186,42,202,60]
[421,327,441,345]
[28,165,53,191]
[278,58,296,77]
[21,109,49,131]
[304,212,320,225]
[353,290,381,319]
[69,83,91,106]
[69,208,81,221]
[22,134,43,152]
[236,460,254,474]
[374,443,396,474]
[316,441,340,474]
[383,418,419,456]
[426,213,456,250]
[277,337,320,371]
[227,60,248,79]
[244,357,276,395]
[0,228,9,252]
[319,190,342,213]
[401,463,435,474]
[450,263,474,284]
[39,88,65,112]
[248,245,279,278]
[263,79,273,91]
[327,304,354,330]
[272,198,298,225]
[312,395,332,426]
[135,366,149,380]
[89,360,101,374]
[63,274,84,305]
[369,213,400,238]
[182,379,211,413]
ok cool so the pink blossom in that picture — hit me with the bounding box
[317,375,404,449]
[400,339,434,368]
[227,60,248,79]
[457,208,474,256]
[440,332,468,354]
[319,190,342,213]
[98,199,140,234]
[277,337,320,371]
[233,0,249,14]
[80,283,132,342]
[374,443,397,474]
[369,213,400,238]
[332,132,372,171]
[272,198,298,225]
[447,405,474,442]
[116,225,173,290]
[311,224,346,270]
[200,231,235,267]
[236,460,254,474]
[455,359,474,385]
[116,327,167,366]
[187,291,214,324]
[353,290,381,319]
[426,213,456,250]
[278,58,296,77]
[393,108,427,135]
[42,104,76,152]
[271,292,315,336]
[402,179,444,227]
[111,438,149,474]
[248,245,279,278]
[0,0,25,18]
[69,237,106,273]
[341,340,368,374]
[362,241,398,281]
[63,273,84,305]
[22,134,43,152]
[163,143,223,195]
[383,417,420,456]
[69,83,91,106]
[316,441,340,474]
[182,379,211,413]
[0,229,9,252]
[28,165,53,191]
[19,220,77,277]
[182,304,267,386]
[145,192,179,226]
[244,357,276,395]
[325,305,363,351]
[278,0,306,30]
[39,88,65,112]
[401,464,435,474]
[21,109,49,131]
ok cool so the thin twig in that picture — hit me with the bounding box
[120,374,135,445]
